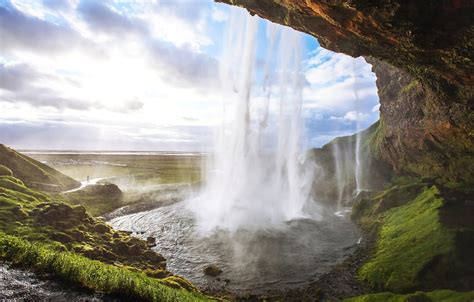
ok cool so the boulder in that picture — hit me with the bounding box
[146,236,156,247]
[204,265,223,277]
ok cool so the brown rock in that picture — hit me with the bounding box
[204,265,223,277]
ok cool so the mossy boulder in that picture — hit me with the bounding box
[354,184,474,292]
[204,265,223,277]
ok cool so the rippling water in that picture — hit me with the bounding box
[0,263,103,301]
[110,201,360,295]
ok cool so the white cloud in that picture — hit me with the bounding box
[330,111,369,122]
[0,0,380,150]
[211,7,228,22]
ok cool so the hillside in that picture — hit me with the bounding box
[0,144,80,192]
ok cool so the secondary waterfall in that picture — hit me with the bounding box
[188,10,319,233]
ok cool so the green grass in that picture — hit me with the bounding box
[0,174,208,298]
[357,186,455,291]
[0,144,79,191]
[29,152,203,185]
[61,186,124,217]
[0,232,211,301]
[344,290,474,302]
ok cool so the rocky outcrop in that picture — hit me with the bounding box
[217,0,474,183]
[367,57,473,182]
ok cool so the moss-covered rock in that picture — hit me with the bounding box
[0,173,200,293]
[60,183,123,217]
[345,290,474,302]
[353,184,474,292]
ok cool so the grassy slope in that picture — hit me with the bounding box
[357,186,453,291]
[0,233,209,302]
[60,184,124,217]
[0,145,80,191]
[0,174,209,301]
[349,180,474,300]
[344,290,474,302]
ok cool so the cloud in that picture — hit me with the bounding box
[0,118,213,151]
[42,0,76,11]
[0,0,380,150]
[211,7,228,22]
[146,40,218,88]
[77,0,147,36]
[0,63,42,91]
[330,111,370,122]
[0,2,96,55]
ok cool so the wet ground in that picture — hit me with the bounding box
[0,262,104,301]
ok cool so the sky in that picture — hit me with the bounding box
[0,0,380,151]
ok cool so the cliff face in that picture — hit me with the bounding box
[217,0,474,182]
[367,57,473,182]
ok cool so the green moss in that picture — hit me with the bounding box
[0,233,210,301]
[401,79,419,94]
[344,290,474,302]
[358,186,455,291]
[367,118,385,157]
[0,174,206,296]
[351,183,424,230]
[61,189,123,217]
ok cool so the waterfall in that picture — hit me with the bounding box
[188,10,319,234]
[353,60,363,193]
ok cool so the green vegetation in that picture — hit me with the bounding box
[353,182,474,294]
[345,290,474,302]
[0,144,79,191]
[29,152,202,185]
[358,186,454,291]
[0,173,207,299]
[60,183,124,216]
[367,118,385,157]
[401,79,419,94]
[0,233,210,301]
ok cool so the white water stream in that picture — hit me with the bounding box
[187,9,320,234]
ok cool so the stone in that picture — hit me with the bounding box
[93,223,110,234]
[146,236,156,247]
[203,265,223,277]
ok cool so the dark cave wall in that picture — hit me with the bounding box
[217,0,474,182]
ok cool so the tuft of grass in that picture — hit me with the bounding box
[357,186,455,291]
[0,232,211,301]
[344,290,474,302]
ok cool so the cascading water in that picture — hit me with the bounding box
[110,9,360,295]
[188,10,319,233]
[352,60,364,194]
